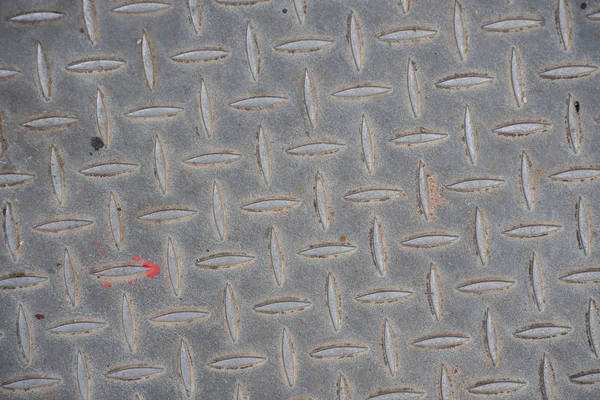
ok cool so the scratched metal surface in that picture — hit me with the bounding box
[1,0,600,399]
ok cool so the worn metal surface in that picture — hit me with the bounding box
[1,0,600,399]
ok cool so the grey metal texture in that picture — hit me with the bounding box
[1,0,600,399]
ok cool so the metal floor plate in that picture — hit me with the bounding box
[1,0,600,399]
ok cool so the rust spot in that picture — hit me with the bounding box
[427,172,448,213]
[534,164,548,185]
[35,314,45,320]
[339,235,347,243]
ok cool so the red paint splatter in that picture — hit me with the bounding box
[142,261,160,278]
[96,255,160,289]
[93,242,106,254]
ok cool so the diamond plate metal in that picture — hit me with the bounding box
[1,0,600,399]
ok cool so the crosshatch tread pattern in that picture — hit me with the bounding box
[1,0,600,399]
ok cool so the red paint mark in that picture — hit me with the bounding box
[97,255,160,289]
[142,261,160,278]
[93,242,106,254]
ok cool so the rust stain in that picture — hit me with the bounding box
[428,172,448,214]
